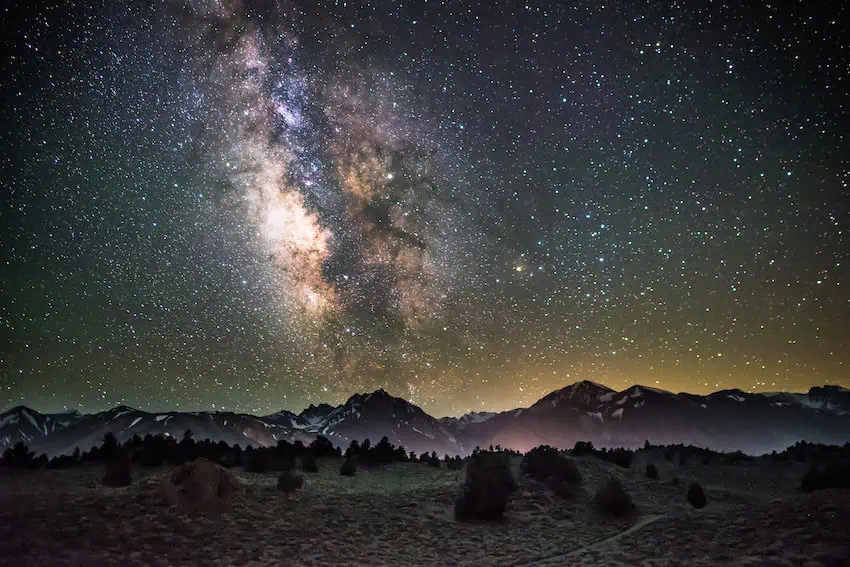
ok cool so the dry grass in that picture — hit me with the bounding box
[0,454,847,566]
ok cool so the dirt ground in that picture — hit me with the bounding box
[1,452,848,566]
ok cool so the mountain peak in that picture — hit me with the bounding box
[532,380,617,411]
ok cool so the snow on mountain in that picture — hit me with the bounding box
[4,382,850,458]
[437,411,497,436]
[530,380,617,412]
[309,389,462,455]
[0,406,83,452]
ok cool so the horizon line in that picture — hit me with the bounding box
[3,380,845,419]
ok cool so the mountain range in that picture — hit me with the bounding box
[2,383,849,458]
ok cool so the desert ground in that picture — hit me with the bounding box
[1,451,848,567]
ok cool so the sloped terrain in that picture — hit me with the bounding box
[1,452,847,566]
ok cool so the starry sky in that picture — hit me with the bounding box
[1,0,847,417]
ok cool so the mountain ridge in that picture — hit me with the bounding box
[3,383,849,458]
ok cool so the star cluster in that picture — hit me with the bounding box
[1,0,847,416]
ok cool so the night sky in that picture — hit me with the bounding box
[1,1,847,417]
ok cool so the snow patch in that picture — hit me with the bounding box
[413,426,435,439]
[634,400,645,409]
[109,410,132,422]
[727,394,746,403]
[598,392,616,403]
[700,404,707,409]
[21,409,40,430]
[587,412,603,423]
[616,396,629,406]
[0,414,20,428]
[155,415,169,422]
[611,408,624,419]
[128,416,143,429]
[513,409,524,417]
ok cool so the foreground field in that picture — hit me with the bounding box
[1,453,848,566]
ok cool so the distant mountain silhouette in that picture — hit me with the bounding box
[3,383,849,457]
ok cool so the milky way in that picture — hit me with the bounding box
[1,1,847,416]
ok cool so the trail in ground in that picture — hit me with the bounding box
[566,513,666,554]
[509,513,666,566]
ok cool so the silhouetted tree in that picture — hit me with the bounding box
[373,436,396,464]
[101,432,119,458]
[345,440,360,459]
[572,441,595,456]
[309,435,339,457]
[1,442,37,468]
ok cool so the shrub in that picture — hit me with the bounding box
[103,452,132,487]
[427,452,441,468]
[594,478,635,518]
[301,453,319,473]
[277,470,304,493]
[800,460,850,492]
[522,445,582,498]
[523,446,582,484]
[163,458,241,513]
[454,451,518,522]
[340,456,357,476]
[447,456,464,471]
[687,482,707,508]
[646,463,659,480]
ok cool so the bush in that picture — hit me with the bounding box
[163,458,241,513]
[427,452,441,468]
[447,456,464,471]
[687,482,707,508]
[454,452,518,522]
[646,463,659,479]
[594,478,635,518]
[103,452,132,487]
[800,460,850,492]
[277,470,304,493]
[522,445,582,499]
[302,454,319,473]
[340,456,357,476]
[523,446,581,483]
